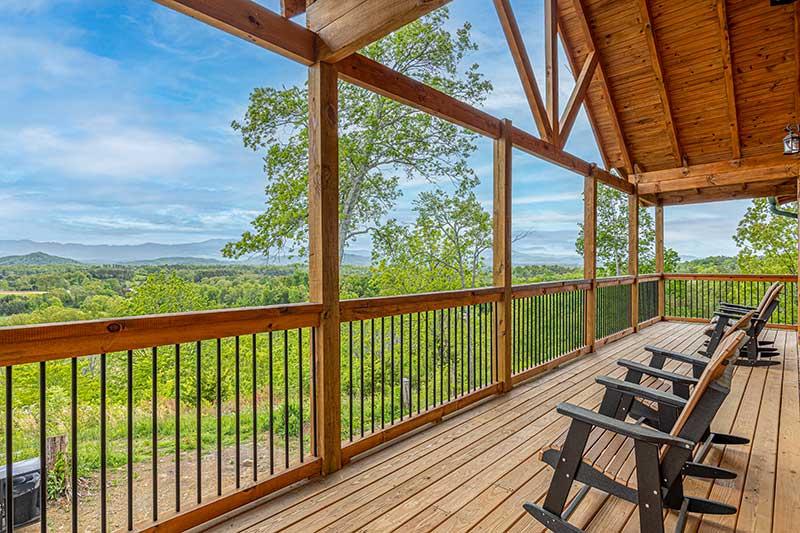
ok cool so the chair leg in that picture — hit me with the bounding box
[542,419,592,516]
[634,441,665,533]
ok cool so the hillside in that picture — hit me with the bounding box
[0,252,82,266]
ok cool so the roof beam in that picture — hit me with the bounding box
[155,0,317,64]
[795,2,800,122]
[545,0,559,146]
[153,0,632,194]
[655,178,798,206]
[636,154,800,195]
[492,0,552,141]
[571,0,633,172]
[637,0,682,166]
[307,0,451,62]
[559,51,598,149]
[281,0,307,18]
[716,0,740,159]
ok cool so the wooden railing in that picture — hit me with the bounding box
[0,277,683,531]
[664,273,798,328]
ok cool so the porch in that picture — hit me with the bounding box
[209,320,799,533]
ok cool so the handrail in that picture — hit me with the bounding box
[664,273,796,282]
[339,286,502,322]
[511,279,591,299]
[0,303,322,366]
[637,273,662,282]
[596,275,635,288]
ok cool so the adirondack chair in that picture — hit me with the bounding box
[606,311,754,453]
[524,331,748,533]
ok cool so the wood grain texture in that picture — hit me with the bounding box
[584,175,597,350]
[494,119,513,392]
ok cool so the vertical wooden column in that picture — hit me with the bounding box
[584,175,597,351]
[545,0,559,146]
[655,203,665,319]
[308,61,341,475]
[796,179,799,341]
[493,119,513,392]
[628,193,639,330]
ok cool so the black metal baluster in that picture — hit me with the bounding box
[283,331,289,469]
[399,315,403,421]
[269,331,274,474]
[381,318,385,428]
[216,339,222,496]
[196,342,202,502]
[433,310,438,407]
[361,320,365,437]
[371,321,375,433]
[348,321,353,441]
[391,316,396,423]
[416,313,421,413]
[235,337,241,487]
[425,311,430,409]
[100,353,107,532]
[175,344,181,511]
[446,308,451,402]
[6,366,13,533]
[252,334,258,479]
[298,328,304,463]
[311,328,317,457]
[40,361,47,533]
[151,348,157,522]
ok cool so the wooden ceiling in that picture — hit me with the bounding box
[558,0,800,205]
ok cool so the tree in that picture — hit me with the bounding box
[734,198,797,274]
[371,177,492,294]
[576,185,679,276]
[223,9,492,264]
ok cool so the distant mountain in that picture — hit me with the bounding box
[0,239,231,264]
[0,252,82,266]
[122,257,229,266]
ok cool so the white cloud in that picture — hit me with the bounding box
[10,121,213,180]
[513,192,581,205]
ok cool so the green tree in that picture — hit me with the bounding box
[125,271,210,315]
[734,198,798,274]
[222,9,491,264]
[371,177,491,294]
[576,185,679,276]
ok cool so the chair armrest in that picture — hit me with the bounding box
[556,402,694,448]
[719,302,754,311]
[596,376,687,408]
[714,311,746,321]
[617,359,699,386]
[643,346,708,369]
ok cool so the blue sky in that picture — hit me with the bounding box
[0,0,748,262]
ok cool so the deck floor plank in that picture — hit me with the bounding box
[207,322,797,533]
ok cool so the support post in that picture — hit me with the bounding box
[493,119,513,392]
[584,175,597,351]
[797,178,799,341]
[308,61,341,475]
[655,203,665,319]
[629,192,639,330]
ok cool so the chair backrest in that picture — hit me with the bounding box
[668,330,747,442]
[720,310,755,340]
[756,282,782,315]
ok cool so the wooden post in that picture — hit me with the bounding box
[797,178,799,341]
[308,61,341,475]
[545,0,559,146]
[655,203,665,319]
[584,175,597,351]
[493,119,513,392]
[628,192,639,330]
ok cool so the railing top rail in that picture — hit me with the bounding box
[511,279,591,299]
[596,275,635,287]
[339,286,503,322]
[664,273,796,282]
[637,273,662,281]
[0,302,322,367]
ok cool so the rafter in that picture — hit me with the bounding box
[492,0,552,141]
[795,2,800,123]
[307,0,451,62]
[570,0,633,172]
[281,0,306,18]
[716,0,740,159]
[559,50,598,149]
[655,178,798,206]
[637,0,682,166]
[545,0,559,146]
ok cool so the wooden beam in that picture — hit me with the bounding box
[584,176,597,351]
[154,0,317,65]
[637,154,800,195]
[307,0,451,62]
[308,61,341,475]
[656,178,799,206]
[281,0,307,18]
[545,0,559,146]
[559,51,598,149]
[570,0,633,172]
[493,119,513,392]
[797,178,799,342]
[716,0,740,160]
[796,3,800,123]
[637,0,681,166]
[628,191,639,330]
[493,0,552,140]
[655,203,664,317]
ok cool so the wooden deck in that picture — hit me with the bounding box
[208,321,800,533]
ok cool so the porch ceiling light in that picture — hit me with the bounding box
[783,124,800,156]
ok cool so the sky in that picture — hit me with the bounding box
[0,0,749,262]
